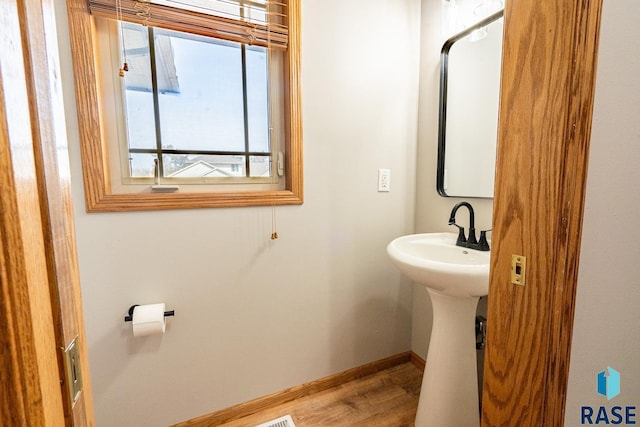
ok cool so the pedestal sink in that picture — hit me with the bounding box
[387,232,490,427]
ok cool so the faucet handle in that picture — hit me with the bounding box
[449,222,467,244]
[478,230,491,251]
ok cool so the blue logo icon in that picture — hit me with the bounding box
[597,367,620,400]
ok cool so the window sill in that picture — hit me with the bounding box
[84,188,303,212]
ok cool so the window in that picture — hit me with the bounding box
[97,20,281,186]
[65,0,302,211]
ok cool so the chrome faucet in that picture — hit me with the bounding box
[448,202,490,251]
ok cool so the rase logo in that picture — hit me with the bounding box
[581,367,637,425]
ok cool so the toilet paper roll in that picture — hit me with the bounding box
[132,303,166,337]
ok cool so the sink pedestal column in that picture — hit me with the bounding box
[415,290,480,427]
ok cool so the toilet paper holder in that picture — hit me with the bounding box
[124,305,175,322]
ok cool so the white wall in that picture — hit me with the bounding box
[413,0,493,359]
[54,0,421,425]
[564,0,640,424]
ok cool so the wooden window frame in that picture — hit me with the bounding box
[65,0,302,212]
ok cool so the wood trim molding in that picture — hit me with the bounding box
[544,3,603,423]
[26,0,97,422]
[1,0,95,424]
[409,351,426,372]
[0,1,66,424]
[172,352,413,427]
[481,0,603,425]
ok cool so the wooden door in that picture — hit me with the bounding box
[0,0,94,425]
[482,0,603,425]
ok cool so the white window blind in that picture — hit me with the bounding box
[88,0,289,49]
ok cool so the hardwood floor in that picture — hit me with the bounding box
[218,362,423,427]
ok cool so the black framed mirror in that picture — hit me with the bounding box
[437,10,504,198]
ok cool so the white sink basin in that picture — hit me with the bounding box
[386,232,490,297]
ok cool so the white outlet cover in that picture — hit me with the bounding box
[378,169,391,192]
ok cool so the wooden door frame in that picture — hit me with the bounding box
[1,2,65,424]
[0,0,94,425]
[482,0,603,425]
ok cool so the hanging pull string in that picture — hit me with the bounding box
[118,0,153,77]
[266,0,278,240]
[271,203,278,240]
[117,0,129,76]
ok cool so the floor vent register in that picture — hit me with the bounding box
[255,414,296,427]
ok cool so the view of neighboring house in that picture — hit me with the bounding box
[166,155,271,178]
